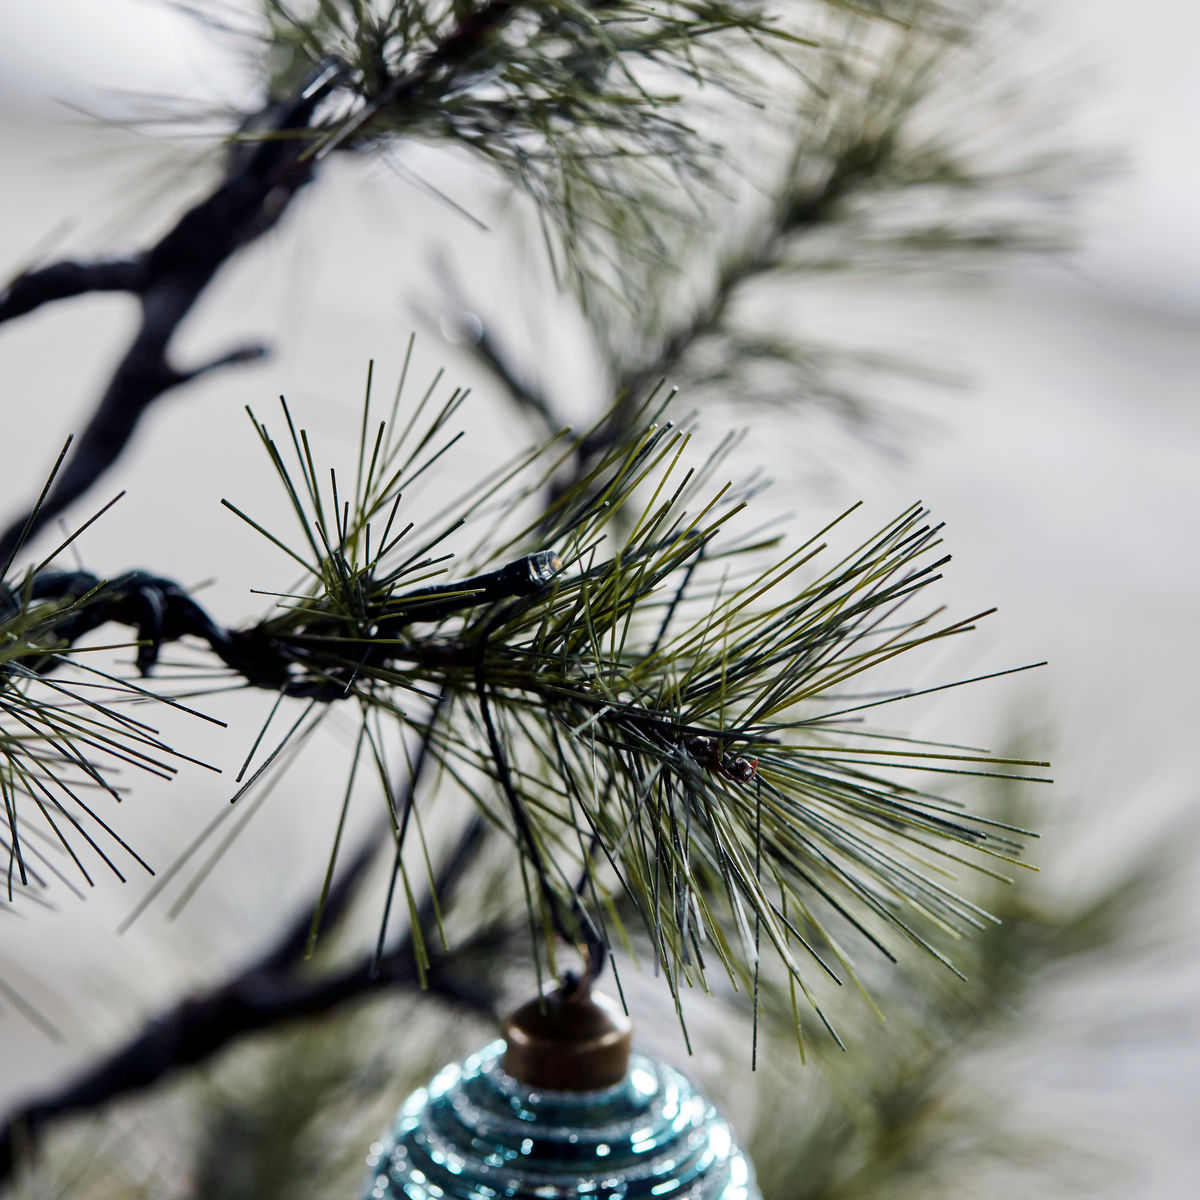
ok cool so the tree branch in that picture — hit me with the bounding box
[0,2,547,567]
[0,57,348,564]
[8,552,559,686]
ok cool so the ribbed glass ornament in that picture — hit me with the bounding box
[361,1038,761,1199]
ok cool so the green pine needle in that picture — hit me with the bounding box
[1,566,216,903]
[210,358,1048,1036]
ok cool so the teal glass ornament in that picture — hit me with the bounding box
[361,990,761,1200]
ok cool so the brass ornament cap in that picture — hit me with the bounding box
[502,987,632,1090]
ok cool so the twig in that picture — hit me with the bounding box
[0,59,349,563]
[5,552,559,694]
[0,2,544,566]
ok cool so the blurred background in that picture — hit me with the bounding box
[0,1,1198,1197]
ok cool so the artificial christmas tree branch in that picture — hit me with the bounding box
[7,383,1051,1017]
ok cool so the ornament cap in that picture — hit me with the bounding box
[502,986,632,1090]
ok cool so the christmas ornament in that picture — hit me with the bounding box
[362,987,761,1199]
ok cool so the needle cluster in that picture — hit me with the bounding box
[179,357,1050,1036]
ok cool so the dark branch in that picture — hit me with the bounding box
[7,551,559,686]
[0,2,543,566]
[0,58,348,564]
[0,260,145,318]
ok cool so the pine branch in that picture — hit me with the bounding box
[549,139,892,489]
[462,0,1094,491]
[0,2,803,563]
[5,372,1049,1044]
[0,567,227,902]
[243,1,809,299]
[745,778,1187,1200]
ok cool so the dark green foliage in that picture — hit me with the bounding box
[193,362,1049,1039]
